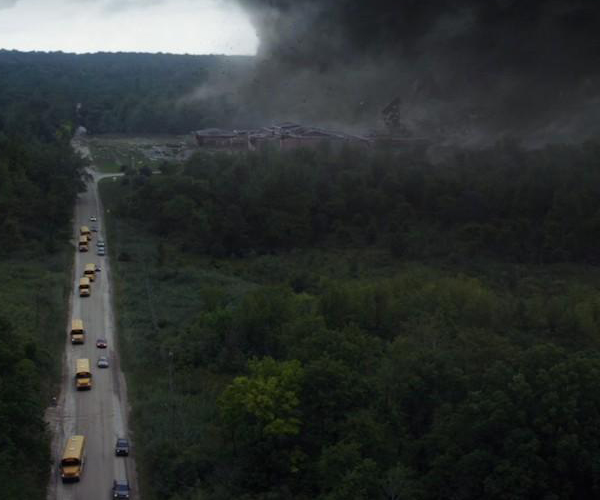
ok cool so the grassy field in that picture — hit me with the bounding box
[88,135,195,174]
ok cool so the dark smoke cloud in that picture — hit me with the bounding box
[232,0,600,144]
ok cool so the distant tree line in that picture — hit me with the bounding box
[118,140,600,263]
[0,50,252,135]
[0,133,85,253]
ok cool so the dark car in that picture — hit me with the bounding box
[96,338,108,348]
[112,480,130,499]
[115,438,130,456]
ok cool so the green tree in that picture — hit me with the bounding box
[219,357,304,441]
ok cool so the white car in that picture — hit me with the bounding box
[97,356,109,368]
[90,215,97,222]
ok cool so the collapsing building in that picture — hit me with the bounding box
[192,128,248,150]
[193,123,371,151]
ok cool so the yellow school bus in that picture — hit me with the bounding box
[84,263,96,282]
[75,359,92,390]
[60,435,85,482]
[70,319,85,344]
[80,225,92,241]
[79,277,91,297]
[78,236,89,252]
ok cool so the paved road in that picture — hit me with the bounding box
[47,145,136,500]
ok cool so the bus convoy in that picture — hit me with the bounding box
[62,216,130,496]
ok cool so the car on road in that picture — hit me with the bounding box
[112,480,130,499]
[115,438,130,456]
[90,215,97,222]
[97,247,106,256]
[91,225,98,232]
[97,356,109,368]
[95,264,102,272]
[97,239,105,247]
[96,338,107,348]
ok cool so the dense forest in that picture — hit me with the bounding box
[119,143,600,263]
[101,141,600,500]
[0,70,85,497]
[0,50,252,135]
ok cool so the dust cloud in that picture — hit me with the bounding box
[218,0,600,145]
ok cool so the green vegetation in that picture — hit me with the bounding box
[115,143,600,263]
[0,50,253,135]
[0,251,73,498]
[101,141,600,500]
[0,136,85,251]
[0,69,85,498]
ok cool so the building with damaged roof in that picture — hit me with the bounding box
[193,128,248,150]
[194,123,371,152]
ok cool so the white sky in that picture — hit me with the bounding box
[0,0,258,55]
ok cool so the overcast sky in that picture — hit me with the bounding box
[0,0,258,54]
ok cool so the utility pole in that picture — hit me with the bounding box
[168,350,174,437]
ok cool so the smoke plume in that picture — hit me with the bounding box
[232,0,600,144]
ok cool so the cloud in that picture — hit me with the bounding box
[0,0,18,10]
[0,0,257,54]
[103,0,167,14]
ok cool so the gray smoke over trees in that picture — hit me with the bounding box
[231,0,600,144]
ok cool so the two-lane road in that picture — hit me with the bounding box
[47,149,136,499]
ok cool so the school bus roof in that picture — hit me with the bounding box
[62,435,85,462]
[62,437,85,463]
[79,277,90,285]
[76,359,90,373]
[79,236,88,243]
[71,319,84,331]
[80,226,90,233]
[85,263,95,271]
